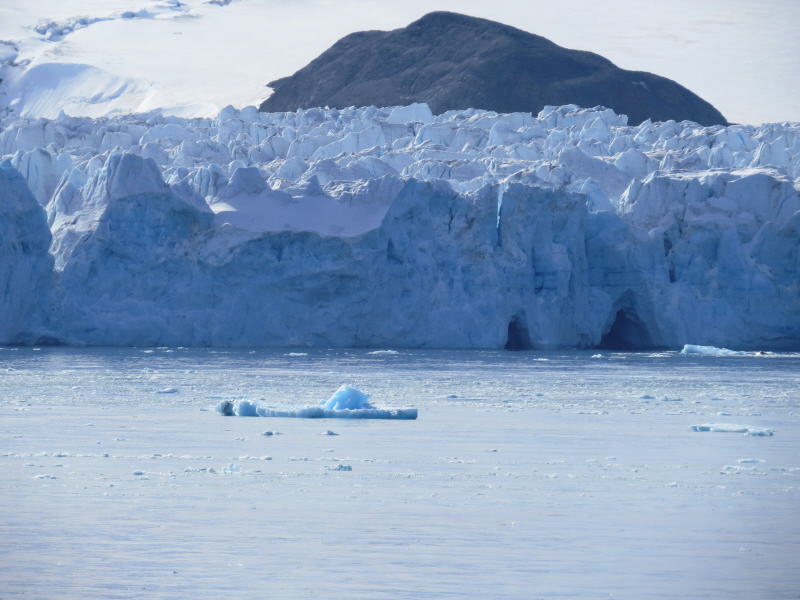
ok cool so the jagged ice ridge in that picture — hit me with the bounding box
[1,102,798,349]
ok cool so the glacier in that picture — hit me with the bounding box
[0,102,798,349]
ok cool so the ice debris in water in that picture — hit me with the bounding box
[215,385,417,419]
[255,406,418,420]
[691,423,774,436]
[681,345,756,356]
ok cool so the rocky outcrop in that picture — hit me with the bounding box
[259,12,727,127]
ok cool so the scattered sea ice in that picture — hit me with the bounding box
[325,464,352,471]
[691,423,774,436]
[746,428,774,437]
[367,350,400,356]
[681,344,749,356]
[157,387,178,394]
[257,406,418,419]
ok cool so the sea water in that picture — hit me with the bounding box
[1,347,798,599]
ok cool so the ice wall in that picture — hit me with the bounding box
[0,161,53,343]
[0,103,798,349]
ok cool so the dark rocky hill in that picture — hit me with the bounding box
[259,11,726,126]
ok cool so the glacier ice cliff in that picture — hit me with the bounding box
[0,161,53,343]
[0,103,798,349]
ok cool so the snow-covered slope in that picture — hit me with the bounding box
[1,103,799,349]
[0,1,798,124]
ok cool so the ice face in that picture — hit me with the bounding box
[0,103,798,349]
[0,161,53,344]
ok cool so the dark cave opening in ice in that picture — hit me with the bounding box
[505,315,533,350]
[598,309,655,350]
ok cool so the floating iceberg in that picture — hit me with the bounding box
[691,423,774,436]
[681,345,748,356]
[254,407,418,420]
[323,385,372,410]
[215,386,417,420]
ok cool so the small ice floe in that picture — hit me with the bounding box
[322,430,338,436]
[157,387,178,394]
[34,474,57,479]
[661,396,683,402]
[216,400,235,416]
[738,458,765,464]
[680,344,762,356]
[325,464,352,471]
[691,423,774,436]
[367,350,400,355]
[286,352,308,357]
[217,385,417,420]
[591,353,602,358]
